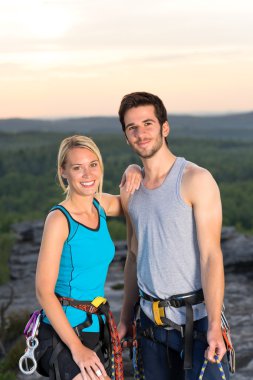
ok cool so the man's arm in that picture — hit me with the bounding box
[118,187,139,340]
[182,165,226,362]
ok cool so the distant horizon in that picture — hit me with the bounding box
[1,109,253,121]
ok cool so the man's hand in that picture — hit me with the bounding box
[118,320,133,348]
[119,164,142,194]
[205,325,227,362]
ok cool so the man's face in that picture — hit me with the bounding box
[124,105,168,159]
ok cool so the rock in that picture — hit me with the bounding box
[8,224,129,281]
[221,228,253,271]
[8,223,253,281]
[12,221,40,241]
[221,226,238,241]
[1,221,253,380]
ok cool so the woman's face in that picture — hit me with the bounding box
[61,147,102,197]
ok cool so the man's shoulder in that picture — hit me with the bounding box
[182,161,219,203]
[182,162,217,199]
[184,161,212,183]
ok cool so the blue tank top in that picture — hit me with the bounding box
[42,199,115,332]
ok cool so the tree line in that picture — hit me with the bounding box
[0,132,252,283]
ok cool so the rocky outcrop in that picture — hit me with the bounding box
[8,223,253,282]
[9,220,45,280]
[9,221,128,281]
[1,222,253,380]
[221,227,253,270]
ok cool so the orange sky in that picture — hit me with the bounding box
[0,0,253,118]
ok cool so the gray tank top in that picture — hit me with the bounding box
[128,157,207,325]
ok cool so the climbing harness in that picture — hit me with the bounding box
[19,295,124,380]
[139,289,235,373]
[57,295,124,380]
[140,288,204,369]
[19,310,41,375]
[198,355,226,380]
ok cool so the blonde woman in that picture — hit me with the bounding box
[35,135,141,380]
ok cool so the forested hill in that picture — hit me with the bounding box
[0,112,253,140]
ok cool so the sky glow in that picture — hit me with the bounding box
[0,0,252,117]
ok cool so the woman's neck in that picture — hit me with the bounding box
[61,193,95,214]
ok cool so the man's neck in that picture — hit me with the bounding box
[141,146,176,186]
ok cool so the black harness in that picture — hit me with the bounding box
[56,296,112,376]
[139,288,205,369]
[36,297,112,380]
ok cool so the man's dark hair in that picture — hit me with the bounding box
[118,91,168,131]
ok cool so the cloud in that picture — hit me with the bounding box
[1,0,253,54]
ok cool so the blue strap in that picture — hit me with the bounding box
[50,205,78,241]
[93,198,106,220]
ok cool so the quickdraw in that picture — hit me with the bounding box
[122,337,145,380]
[198,355,226,380]
[121,304,145,380]
[132,320,145,380]
[221,307,236,373]
[132,342,145,380]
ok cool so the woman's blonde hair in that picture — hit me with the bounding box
[57,135,104,197]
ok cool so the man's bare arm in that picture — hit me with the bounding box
[183,165,226,361]
[118,188,139,340]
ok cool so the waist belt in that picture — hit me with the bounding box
[139,288,205,369]
[57,295,124,380]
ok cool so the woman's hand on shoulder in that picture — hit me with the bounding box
[71,344,107,380]
[119,164,142,194]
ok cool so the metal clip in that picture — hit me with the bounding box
[31,313,41,339]
[19,336,38,375]
[180,325,184,338]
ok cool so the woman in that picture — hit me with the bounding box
[35,135,141,380]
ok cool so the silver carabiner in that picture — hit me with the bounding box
[19,336,38,375]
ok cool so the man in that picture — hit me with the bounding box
[117,92,230,380]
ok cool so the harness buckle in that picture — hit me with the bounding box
[152,301,165,326]
[61,300,70,307]
[91,296,107,308]
[74,326,81,337]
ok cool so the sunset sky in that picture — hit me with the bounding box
[0,0,253,118]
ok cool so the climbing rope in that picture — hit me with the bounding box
[198,355,226,380]
[132,343,145,380]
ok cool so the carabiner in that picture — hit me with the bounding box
[19,336,38,375]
